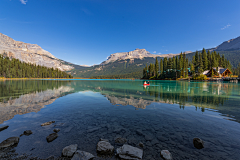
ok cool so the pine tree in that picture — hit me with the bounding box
[163,57,168,76]
[160,59,163,76]
[207,50,211,69]
[194,51,199,73]
[202,48,208,71]
[198,56,204,74]
[155,58,159,77]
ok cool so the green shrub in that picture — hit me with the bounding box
[149,76,156,80]
[192,74,207,80]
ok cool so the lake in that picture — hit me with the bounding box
[0,79,240,160]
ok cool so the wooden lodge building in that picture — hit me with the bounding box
[202,67,232,77]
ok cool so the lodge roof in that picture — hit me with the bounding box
[212,67,228,74]
[203,67,231,76]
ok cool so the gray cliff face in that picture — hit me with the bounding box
[0,86,74,124]
[102,48,179,64]
[216,36,240,51]
[0,33,73,71]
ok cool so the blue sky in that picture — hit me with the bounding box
[0,0,240,66]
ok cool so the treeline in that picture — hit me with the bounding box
[232,63,240,76]
[143,48,232,79]
[90,71,141,79]
[0,54,73,78]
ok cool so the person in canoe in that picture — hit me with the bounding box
[147,81,150,85]
[144,81,147,85]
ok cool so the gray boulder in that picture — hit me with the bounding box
[193,138,204,149]
[116,144,143,160]
[160,150,172,160]
[41,121,55,126]
[97,139,114,154]
[71,150,95,160]
[62,144,78,157]
[46,133,58,142]
[0,125,9,132]
[0,137,19,149]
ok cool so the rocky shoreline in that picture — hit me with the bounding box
[0,121,205,160]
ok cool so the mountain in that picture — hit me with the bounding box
[0,33,73,71]
[215,36,240,51]
[102,48,179,64]
[68,57,157,78]
[71,36,240,78]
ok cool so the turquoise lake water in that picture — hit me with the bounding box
[0,79,240,159]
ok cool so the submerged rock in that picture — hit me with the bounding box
[193,138,204,149]
[138,142,144,148]
[71,150,95,160]
[64,126,73,133]
[53,128,60,133]
[20,130,32,136]
[97,139,114,154]
[116,144,143,160]
[160,150,172,160]
[87,127,100,133]
[0,125,9,132]
[115,137,127,144]
[0,137,19,149]
[41,121,55,126]
[46,133,58,142]
[62,144,78,157]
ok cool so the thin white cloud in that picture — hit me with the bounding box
[158,53,161,54]
[81,8,93,15]
[221,24,231,30]
[20,0,27,4]
[166,50,168,51]
[153,51,156,53]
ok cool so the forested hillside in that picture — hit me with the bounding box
[185,50,240,68]
[69,57,158,78]
[70,49,240,79]
[143,49,232,80]
[0,54,73,78]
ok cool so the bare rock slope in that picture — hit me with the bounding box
[0,33,73,71]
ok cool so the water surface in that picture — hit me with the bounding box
[0,79,240,160]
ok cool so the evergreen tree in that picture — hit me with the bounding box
[155,58,159,77]
[163,57,168,76]
[207,50,211,69]
[202,48,208,71]
[198,57,204,74]
[160,59,163,76]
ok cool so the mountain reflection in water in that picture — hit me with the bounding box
[0,79,239,124]
[0,80,74,124]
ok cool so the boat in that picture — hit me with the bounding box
[143,84,150,86]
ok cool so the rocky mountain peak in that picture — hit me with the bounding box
[0,33,73,71]
[216,36,240,51]
[102,48,178,64]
